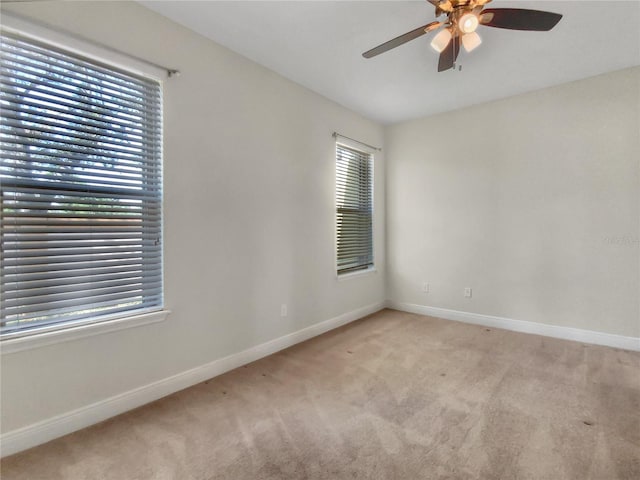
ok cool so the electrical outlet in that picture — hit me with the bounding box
[464,287,472,298]
[422,282,429,293]
[280,304,288,317]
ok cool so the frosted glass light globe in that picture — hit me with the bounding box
[430,28,452,53]
[459,13,479,34]
[462,32,482,52]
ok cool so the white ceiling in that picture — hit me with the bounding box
[140,1,640,124]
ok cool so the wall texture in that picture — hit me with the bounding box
[0,1,385,434]
[386,67,640,338]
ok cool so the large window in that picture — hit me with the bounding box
[336,143,373,274]
[0,32,163,337]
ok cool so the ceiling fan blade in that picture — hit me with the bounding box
[363,22,441,58]
[438,35,460,72]
[480,8,562,31]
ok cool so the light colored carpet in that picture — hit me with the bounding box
[2,309,639,479]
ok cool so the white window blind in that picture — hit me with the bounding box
[0,32,163,336]
[336,143,373,274]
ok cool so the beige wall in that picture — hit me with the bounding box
[0,1,385,433]
[386,67,640,338]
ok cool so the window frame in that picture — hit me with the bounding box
[335,140,375,278]
[0,17,169,352]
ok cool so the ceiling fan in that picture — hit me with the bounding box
[363,0,563,72]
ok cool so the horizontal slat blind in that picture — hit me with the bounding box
[336,143,373,274]
[0,32,162,336]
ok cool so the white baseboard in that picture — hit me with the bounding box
[387,301,640,352]
[0,301,385,458]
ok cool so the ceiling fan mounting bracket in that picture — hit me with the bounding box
[432,0,484,16]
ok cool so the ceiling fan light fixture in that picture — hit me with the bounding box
[462,31,482,52]
[361,3,563,72]
[430,28,452,53]
[459,12,479,34]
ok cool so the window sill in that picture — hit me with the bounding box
[0,309,170,355]
[337,267,377,281]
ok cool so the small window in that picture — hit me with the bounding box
[0,32,163,337]
[336,143,373,275]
